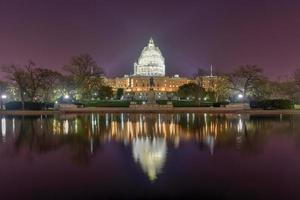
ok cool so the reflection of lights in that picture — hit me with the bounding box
[132,137,167,182]
[204,113,208,132]
[90,138,94,154]
[12,118,15,135]
[75,119,78,133]
[121,113,124,130]
[91,114,96,134]
[63,120,69,134]
[105,113,109,128]
[237,118,243,133]
[1,117,6,139]
[52,119,61,134]
[205,135,215,155]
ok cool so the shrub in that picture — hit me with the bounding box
[172,100,199,107]
[172,100,229,107]
[200,102,214,107]
[213,102,221,107]
[250,99,293,110]
[156,100,169,105]
[83,100,130,107]
[5,101,45,110]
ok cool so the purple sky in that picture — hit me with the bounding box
[0,0,300,79]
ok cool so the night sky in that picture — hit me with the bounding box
[0,0,300,79]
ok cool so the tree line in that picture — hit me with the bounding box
[1,54,300,107]
[0,54,113,109]
[178,65,300,103]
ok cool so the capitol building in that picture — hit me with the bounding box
[133,38,165,77]
[104,38,222,100]
[104,38,191,99]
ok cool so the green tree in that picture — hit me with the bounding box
[116,88,124,100]
[98,85,113,100]
[206,77,230,102]
[81,76,104,100]
[177,83,205,100]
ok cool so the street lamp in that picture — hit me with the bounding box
[0,94,7,110]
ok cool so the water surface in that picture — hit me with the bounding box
[0,113,300,199]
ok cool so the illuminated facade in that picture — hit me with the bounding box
[134,38,165,76]
[102,38,227,98]
[104,75,191,93]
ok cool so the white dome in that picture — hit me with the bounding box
[134,38,165,76]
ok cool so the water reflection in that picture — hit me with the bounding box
[0,113,299,181]
[1,117,6,142]
[133,137,167,181]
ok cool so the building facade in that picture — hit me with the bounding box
[103,38,224,100]
[104,75,190,93]
[104,38,191,98]
[133,38,165,77]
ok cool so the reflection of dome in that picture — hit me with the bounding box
[132,137,167,181]
[133,38,165,76]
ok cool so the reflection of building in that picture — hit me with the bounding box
[2,113,290,181]
[132,137,167,181]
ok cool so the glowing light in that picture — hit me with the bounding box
[238,94,244,99]
[63,120,69,134]
[1,95,7,99]
[12,118,15,135]
[1,118,6,138]
[132,137,167,181]
[134,38,165,76]
[237,118,243,133]
[64,94,70,99]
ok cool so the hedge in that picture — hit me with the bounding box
[250,99,293,110]
[172,101,226,107]
[156,100,169,105]
[83,100,130,107]
[5,101,47,110]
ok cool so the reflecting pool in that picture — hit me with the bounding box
[0,113,300,199]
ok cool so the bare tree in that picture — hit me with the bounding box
[36,68,62,102]
[2,64,28,109]
[64,54,104,100]
[228,65,266,99]
[23,61,43,102]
